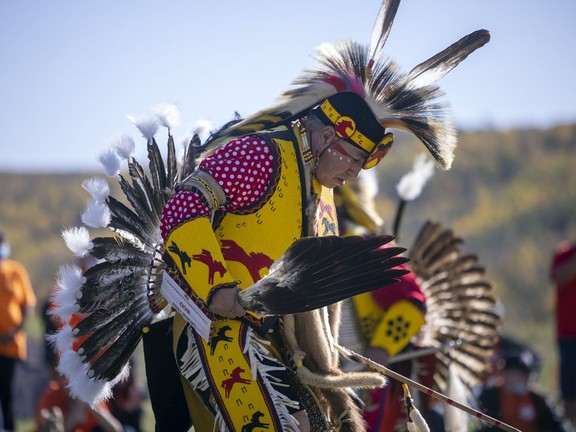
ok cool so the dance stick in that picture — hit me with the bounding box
[337,345,521,432]
[388,339,463,364]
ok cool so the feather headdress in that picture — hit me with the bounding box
[206,0,490,171]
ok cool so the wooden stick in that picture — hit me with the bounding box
[337,345,521,432]
[388,339,463,364]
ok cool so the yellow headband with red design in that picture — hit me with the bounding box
[319,98,394,169]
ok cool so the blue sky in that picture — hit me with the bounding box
[1,0,575,172]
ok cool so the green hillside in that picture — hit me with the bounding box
[1,123,575,410]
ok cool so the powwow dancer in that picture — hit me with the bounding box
[47,0,492,431]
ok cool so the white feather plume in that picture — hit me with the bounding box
[152,103,181,130]
[443,367,470,432]
[408,408,431,432]
[193,118,213,142]
[81,177,110,202]
[81,200,111,228]
[396,153,435,201]
[51,264,83,321]
[59,349,113,405]
[126,112,159,140]
[47,324,74,355]
[62,227,93,257]
[109,363,131,387]
[57,349,87,382]
[97,148,121,177]
[109,133,135,160]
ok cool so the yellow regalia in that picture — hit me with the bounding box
[164,124,338,431]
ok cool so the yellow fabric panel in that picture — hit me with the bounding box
[352,292,385,345]
[215,135,305,321]
[313,178,339,237]
[165,217,236,303]
[370,300,425,356]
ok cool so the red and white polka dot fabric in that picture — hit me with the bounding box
[161,135,275,237]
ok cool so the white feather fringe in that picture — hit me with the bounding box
[81,200,111,228]
[126,113,159,140]
[51,264,83,321]
[153,103,181,130]
[396,153,435,201]
[47,324,74,354]
[57,349,112,406]
[81,177,110,202]
[179,326,210,393]
[97,148,122,177]
[62,227,92,257]
[109,133,135,160]
[244,328,301,432]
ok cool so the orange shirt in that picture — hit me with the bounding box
[0,258,36,359]
[499,387,538,432]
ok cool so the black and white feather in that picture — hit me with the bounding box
[239,235,410,315]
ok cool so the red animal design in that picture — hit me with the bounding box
[221,366,251,398]
[192,249,226,284]
[221,239,273,283]
[318,200,334,220]
[335,118,355,138]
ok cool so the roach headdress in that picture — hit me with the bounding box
[206,0,490,170]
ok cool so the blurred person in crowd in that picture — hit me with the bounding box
[0,229,37,432]
[476,345,573,432]
[35,370,123,432]
[551,240,576,428]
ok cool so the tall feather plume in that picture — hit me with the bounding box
[368,0,401,66]
[393,153,435,239]
[202,3,489,171]
[408,221,502,392]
